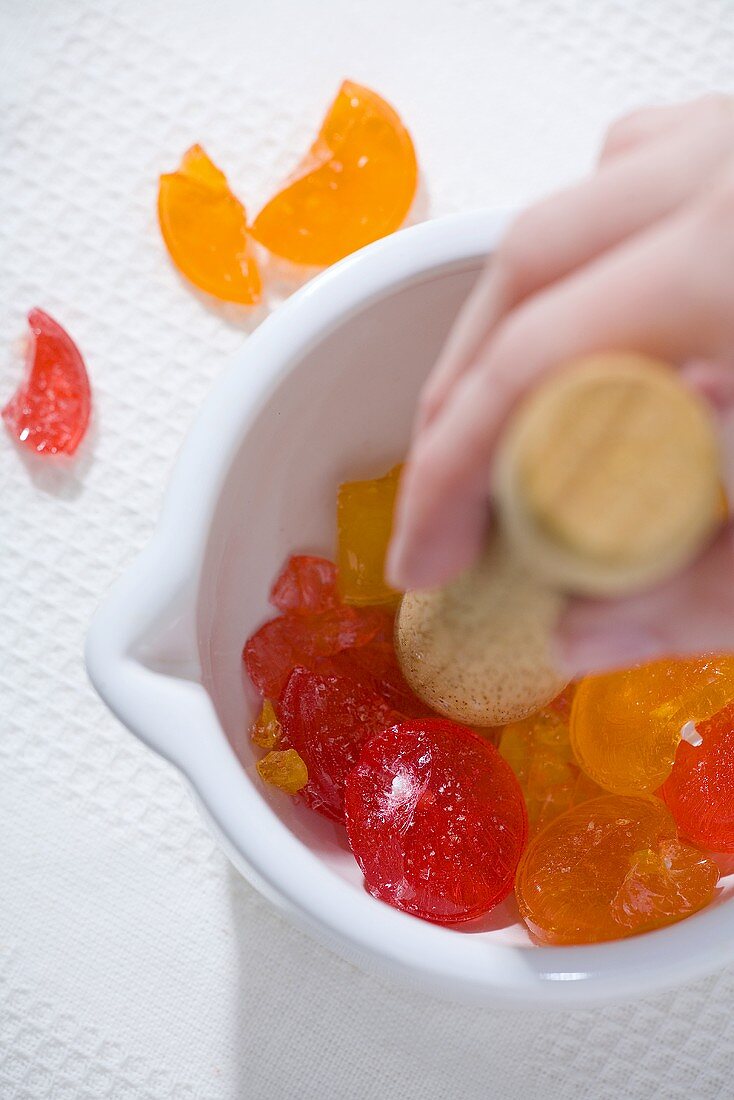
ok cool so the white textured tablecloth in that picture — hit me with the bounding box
[3,2,734,1097]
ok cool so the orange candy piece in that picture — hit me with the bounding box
[256,748,308,795]
[252,81,418,266]
[158,144,261,304]
[499,704,602,835]
[515,795,719,944]
[570,657,734,796]
[250,699,281,750]
[337,464,402,607]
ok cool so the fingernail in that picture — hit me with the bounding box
[386,537,409,590]
[387,535,444,591]
[552,622,661,679]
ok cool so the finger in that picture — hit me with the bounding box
[388,172,734,591]
[599,94,734,163]
[415,108,734,436]
[413,260,508,436]
[554,528,734,676]
[681,359,734,410]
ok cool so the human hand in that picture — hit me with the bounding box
[387,95,734,677]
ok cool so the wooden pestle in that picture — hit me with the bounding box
[395,354,723,726]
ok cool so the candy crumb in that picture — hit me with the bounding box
[257,749,308,795]
[250,699,281,749]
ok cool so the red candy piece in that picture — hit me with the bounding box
[315,642,434,719]
[269,555,340,614]
[280,665,400,821]
[661,701,734,851]
[243,606,392,699]
[345,720,529,923]
[2,309,91,455]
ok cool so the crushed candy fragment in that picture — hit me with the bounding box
[661,701,734,851]
[499,706,602,835]
[270,554,339,614]
[337,464,402,606]
[3,309,91,456]
[252,81,418,266]
[344,720,528,923]
[243,604,392,698]
[250,699,281,750]
[257,748,308,795]
[315,642,434,719]
[570,658,734,795]
[610,840,719,932]
[158,144,261,304]
[280,664,401,821]
[515,795,718,944]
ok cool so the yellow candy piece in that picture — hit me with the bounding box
[570,657,734,796]
[337,464,402,606]
[250,699,281,750]
[256,748,308,795]
[499,706,602,834]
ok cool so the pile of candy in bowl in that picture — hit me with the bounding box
[244,464,734,945]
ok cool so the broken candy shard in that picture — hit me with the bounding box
[3,308,91,456]
[252,81,418,267]
[269,555,340,614]
[158,144,261,305]
[257,748,309,795]
[250,699,282,750]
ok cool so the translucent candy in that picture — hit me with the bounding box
[499,706,602,835]
[570,658,734,795]
[158,144,261,304]
[337,465,402,606]
[610,840,719,931]
[250,699,281,750]
[315,642,434,719]
[345,720,528,923]
[515,795,718,944]
[252,81,418,267]
[257,748,308,795]
[243,605,392,698]
[279,664,402,822]
[270,555,339,614]
[3,309,91,456]
[662,701,734,851]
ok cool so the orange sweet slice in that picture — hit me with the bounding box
[158,144,262,304]
[252,81,418,266]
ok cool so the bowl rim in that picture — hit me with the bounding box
[86,209,734,1007]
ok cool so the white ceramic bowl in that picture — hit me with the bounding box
[86,210,734,1006]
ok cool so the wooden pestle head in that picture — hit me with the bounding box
[495,353,722,596]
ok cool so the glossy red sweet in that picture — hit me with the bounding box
[243,605,392,698]
[314,642,434,719]
[3,309,91,455]
[280,665,401,821]
[269,555,340,614]
[661,701,734,851]
[344,720,529,923]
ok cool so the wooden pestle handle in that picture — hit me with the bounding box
[494,353,723,596]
